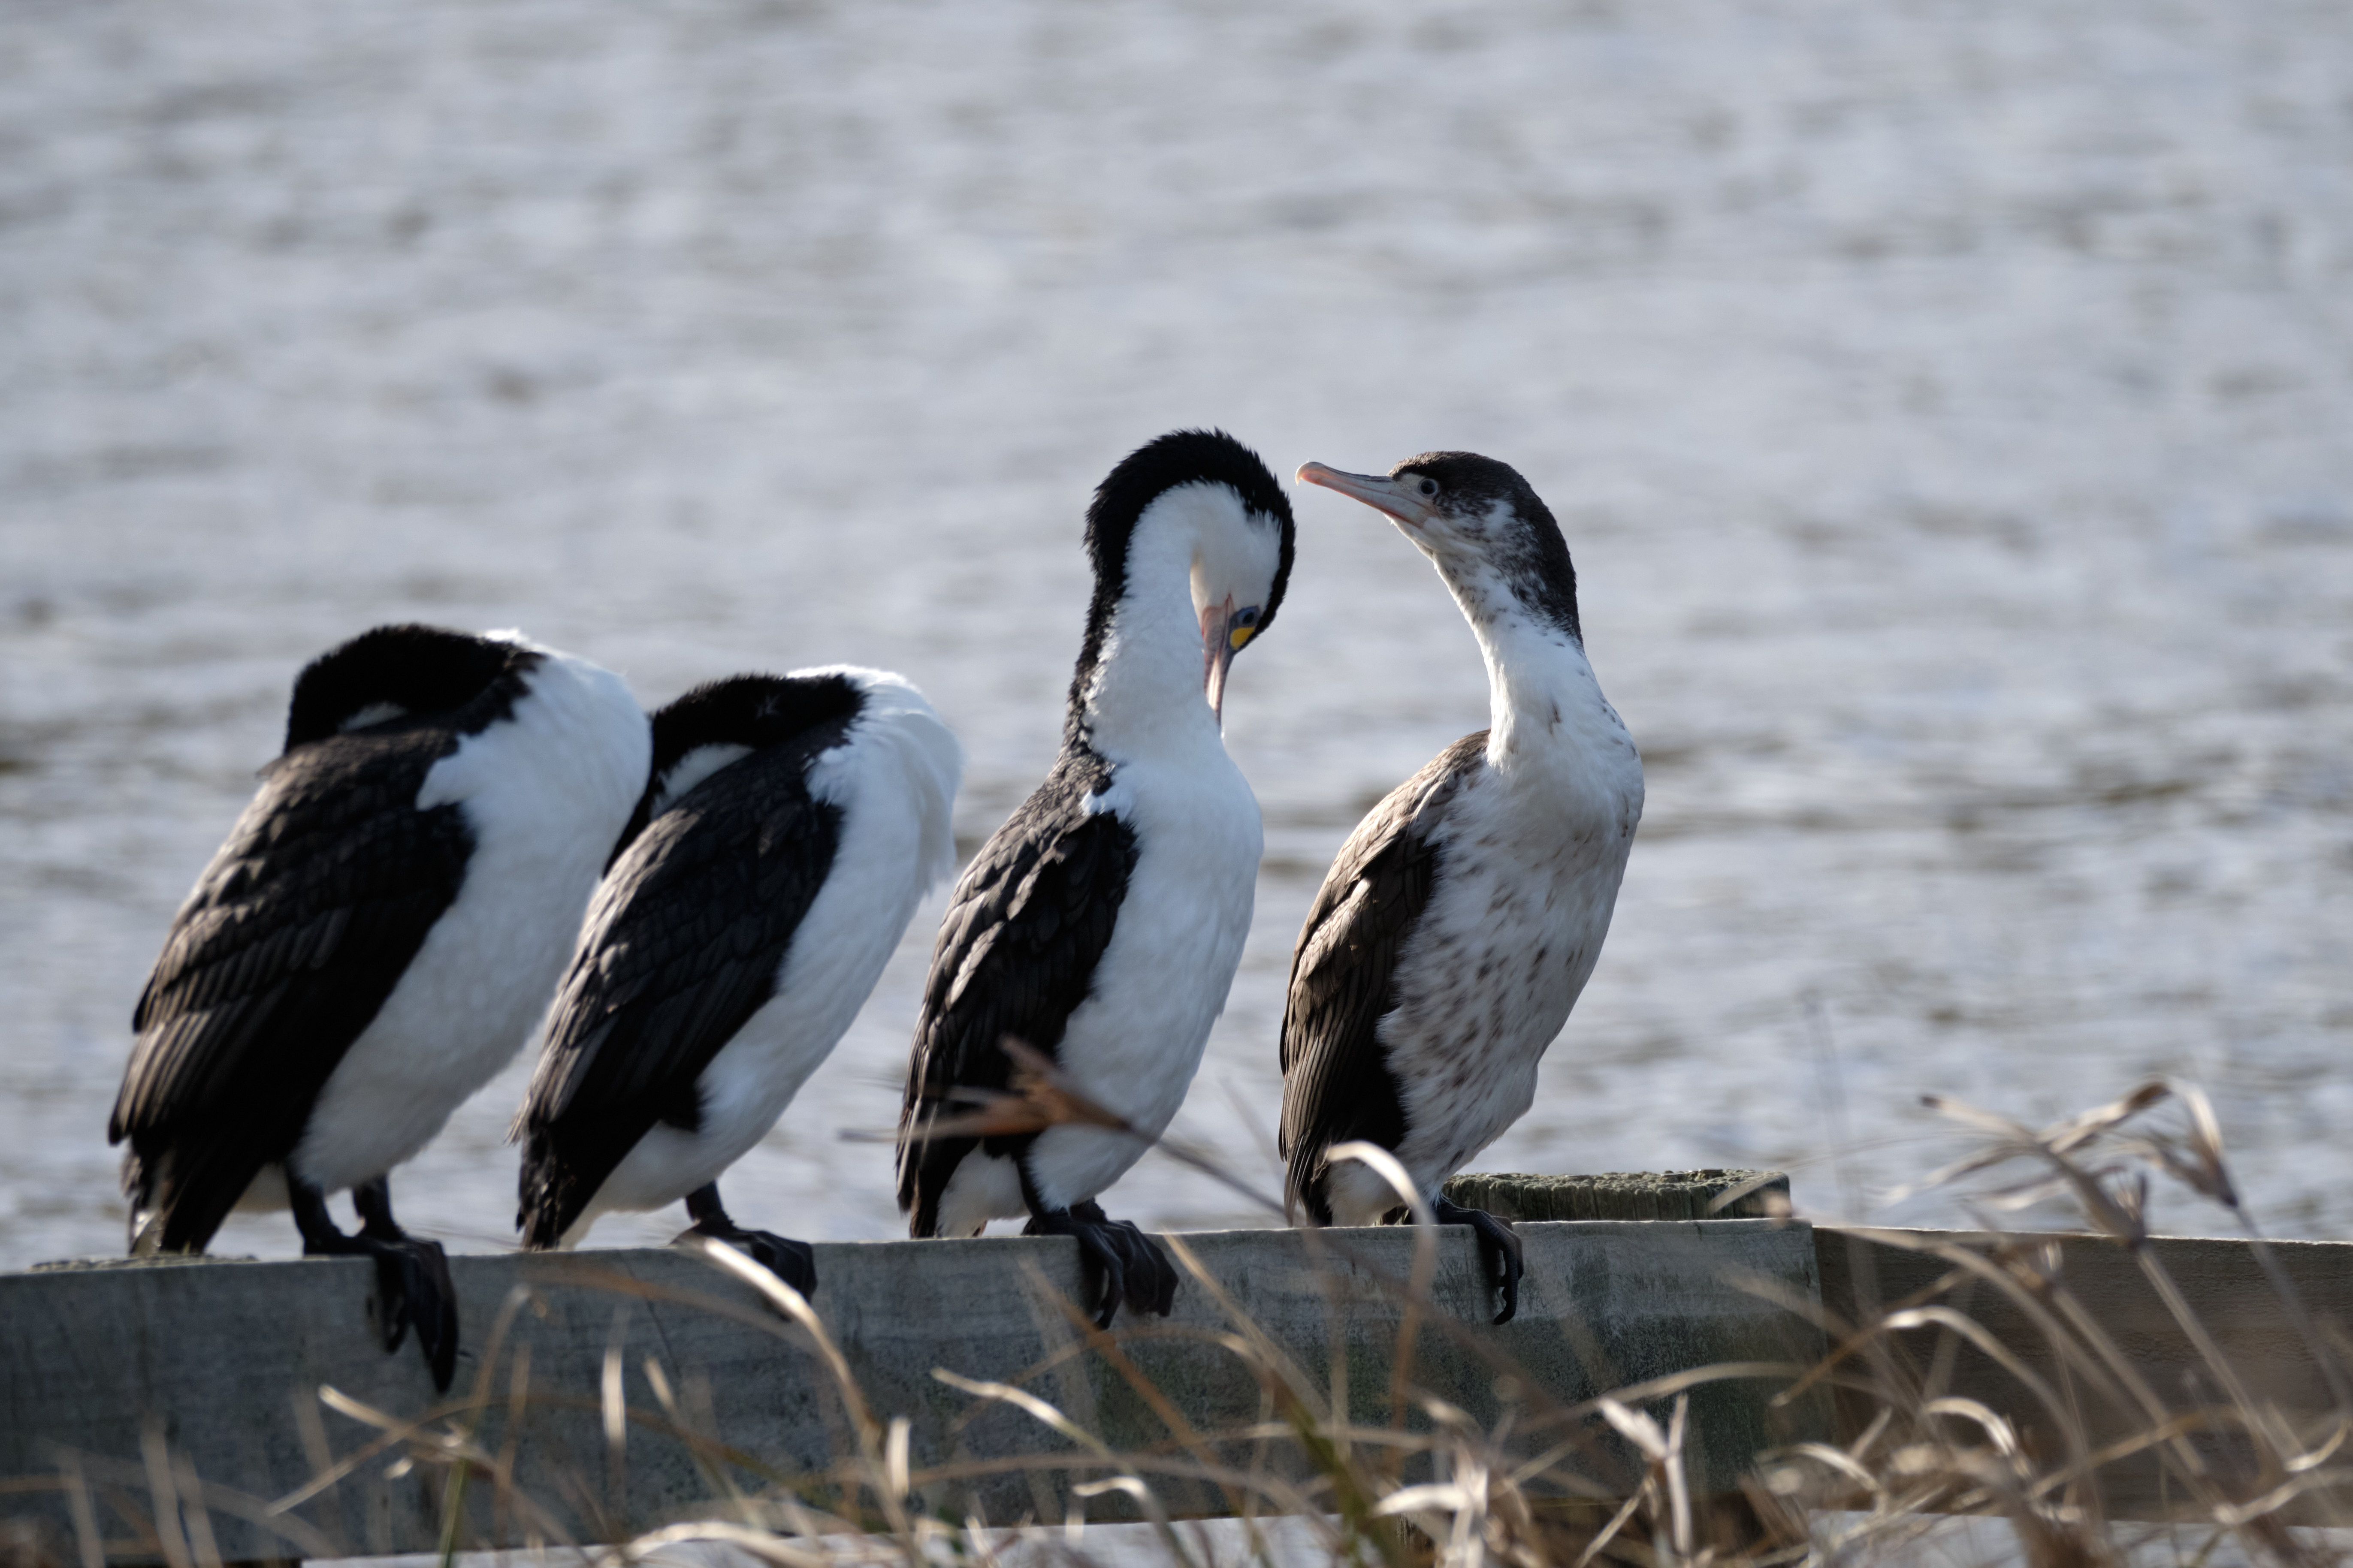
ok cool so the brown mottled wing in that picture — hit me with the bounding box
[1278,732,1485,1222]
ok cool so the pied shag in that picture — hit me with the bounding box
[515,668,961,1290]
[896,428,1296,1327]
[110,624,650,1386]
[1278,454,1643,1324]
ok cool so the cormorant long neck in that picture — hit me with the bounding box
[1067,519,1220,761]
[1437,556,1601,768]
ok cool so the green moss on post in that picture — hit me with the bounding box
[1441,1169,1791,1222]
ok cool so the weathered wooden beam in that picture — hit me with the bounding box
[1813,1226,2353,1526]
[0,1218,1827,1564]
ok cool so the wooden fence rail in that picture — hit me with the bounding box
[8,1171,2353,1562]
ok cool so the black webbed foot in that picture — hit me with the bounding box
[681,1219,818,1297]
[1434,1197,1524,1325]
[352,1177,462,1388]
[363,1233,461,1385]
[680,1182,818,1300]
[1024,1200,1178,1329]
[296,1178,462,1392]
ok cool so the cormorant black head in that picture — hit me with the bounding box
[1071,428,1296,727]
[1297,451,1580,642]
[647,672,864,781]
[605,671,867,862]
[283,624,547,751]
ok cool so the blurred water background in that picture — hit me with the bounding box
[3,1,2350,1266]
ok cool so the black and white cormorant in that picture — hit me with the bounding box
[515,668,961,1290]
[1278,454,1643,1324]
[110,624,651,1386]
[896,428,1296,1327]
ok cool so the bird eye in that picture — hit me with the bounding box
[1229,605,1261,650]
[1417,478,1438,498]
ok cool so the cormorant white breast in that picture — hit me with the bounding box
[897,429,1296,1327]
[1279,454,1643,1324]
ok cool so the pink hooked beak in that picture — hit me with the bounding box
[1296,461,1440,530]
[1201,594,1238,727]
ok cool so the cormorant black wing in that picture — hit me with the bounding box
[517,734,847,1245]
[111,728,474,1252]
[1277,732,1486,1223]
[896,754,1139,1235]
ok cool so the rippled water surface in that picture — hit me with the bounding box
[4,1,2350,1266]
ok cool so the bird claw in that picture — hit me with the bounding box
[1025,1201,1178,1328]
[295,1181,460,1391]
[681,1219,819,1300]
[362,1236,460,1390]
[1434,1198,1524,1325]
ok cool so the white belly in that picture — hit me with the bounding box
[1021,751,1263,1214]
[289,864,592,1195]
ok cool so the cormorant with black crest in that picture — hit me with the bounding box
[516,667,961,1289]
[1279,453,1643,1324]
[111,624,650,1387]
[896,429,1295,1327]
